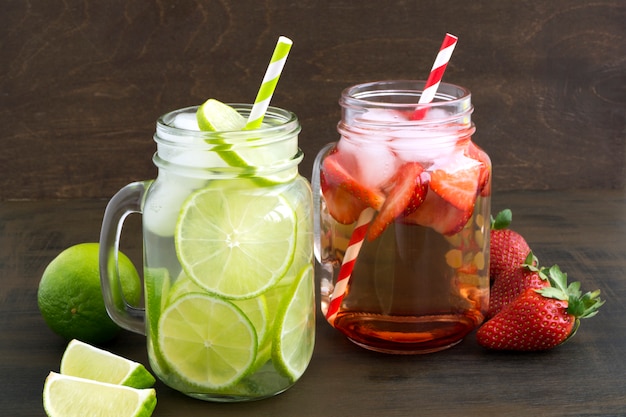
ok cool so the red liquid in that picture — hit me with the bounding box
[320,207,490,354]
[316,82,490,354]
[334,311,481,354]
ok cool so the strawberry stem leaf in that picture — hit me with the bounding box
[490,209,512,230]
[532,261,605,319]
[568,289,605,319]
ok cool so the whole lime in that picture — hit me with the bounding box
[37,243,141,344]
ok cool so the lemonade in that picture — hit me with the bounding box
[313,81,491,354]
[100,104,314,401]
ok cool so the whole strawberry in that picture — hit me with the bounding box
[477,265,604,351]
[489,209,531,283]
[487,252,548,318]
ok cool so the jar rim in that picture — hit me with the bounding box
[340,80,471,110]
[155,104,300,147]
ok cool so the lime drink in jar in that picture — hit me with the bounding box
[100,103,315,401]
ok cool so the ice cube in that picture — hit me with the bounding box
[429,148,481,173]
[143,174,206,237]
[338,137,397,189]
[393,132,456,165]
[422,108,451,121]
[172,112,200,131]
[355,142,398,189]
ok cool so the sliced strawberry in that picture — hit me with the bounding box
[321,152,385,224]
[430,163,481,212]
[464,141,491,197]
[320,173,366,224]
[322,152,385,210]
[366,162,426,241]
[402,189,471,236]
[401,165,429,217]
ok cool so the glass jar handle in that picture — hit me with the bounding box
[312,142,335,263]
[99,180,151,335]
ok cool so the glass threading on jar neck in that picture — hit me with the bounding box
[153,105,303,179]
[338,80,475,148]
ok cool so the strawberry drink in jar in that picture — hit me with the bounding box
[313,80,491,354]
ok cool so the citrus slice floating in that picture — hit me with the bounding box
[175,186,297,299]
[43,372,156,417]
[157,293,258,389]
[60,339,155,389]
[197,98,246,131]
[195,99,298,185]
[271,264,315,382]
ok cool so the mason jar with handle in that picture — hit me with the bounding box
[100,104,315,401]
[312,80,491,354]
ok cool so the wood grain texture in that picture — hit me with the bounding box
[1,190,626,416]
[1,1,625,199]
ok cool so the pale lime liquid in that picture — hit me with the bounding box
[143,176,314,401]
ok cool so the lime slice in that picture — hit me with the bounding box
[59,339,155,389]
[197,99,246,131]
[175,186,297,299]
[196,99,297,185]
[158,293,258,389]
[144,268,171,334]
[144,267,171,374]
[274,176,314,290]
[168,272,270,348]
[271,264,315,382]
[43,372,156,417]
[262,177,314,318]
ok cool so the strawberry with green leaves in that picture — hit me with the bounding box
[477,264,604,351]
[487,251,548,318]
[487,209,547,318]
[489,209,532,284]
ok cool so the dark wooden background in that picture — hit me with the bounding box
[2,0,625,200]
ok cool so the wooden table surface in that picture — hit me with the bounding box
[2,190,625,416]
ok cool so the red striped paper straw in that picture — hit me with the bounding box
[325,34,458,326]
[411,33,458,120]
[325,207,376,324]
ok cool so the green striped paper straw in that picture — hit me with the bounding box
[245,36,293,130]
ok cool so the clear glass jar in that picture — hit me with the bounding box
[313,81,491,354]
[100,105,315,401]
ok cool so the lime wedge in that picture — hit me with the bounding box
[175,185,297,299]
[158,293,257,389]
[43,372,156,417]
[197,99,246,131]
[59,339,155,389]
[271,264,315,382]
